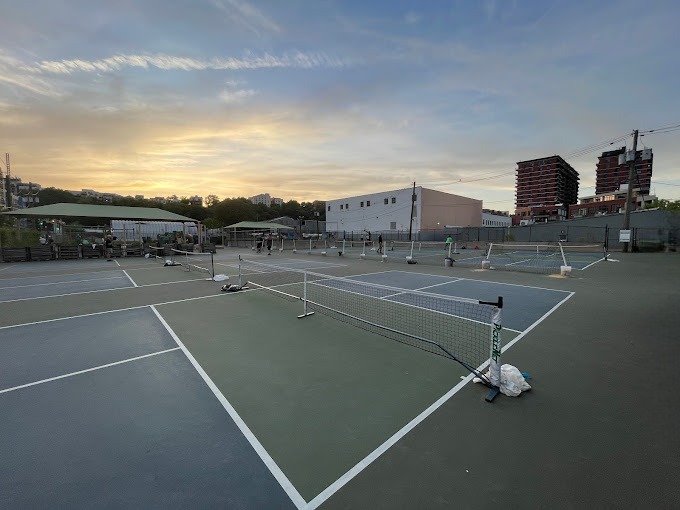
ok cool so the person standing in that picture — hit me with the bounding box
[378,234,384,254]
[105,234,114,261]
[266,233,273,255]
[445,234,453,249]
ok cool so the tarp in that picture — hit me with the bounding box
[1,203,196,222]
[224,221,294,230]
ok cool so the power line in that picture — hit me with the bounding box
[640,122,680,134]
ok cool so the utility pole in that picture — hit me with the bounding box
[408,181,416,241]
[622,129,639,253]
[0,153,6,211]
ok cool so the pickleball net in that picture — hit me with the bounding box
[478,242,607,274]
[145,246,227,281]
[237,257,503,393]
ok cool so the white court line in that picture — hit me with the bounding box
[0,264,16,272]
[123,270,138,287]
[385,270,573,294]
[0,276,125,290]
[114,259,121,266]
[0,268,141,281]
[304,290,576,510]
[414,279,463,291]
[150,306,307,510]
[0,276,212,304]
[580,257,607,270]
[505,258,534,267]
[498,291,575,354]
[381,280,462,301]
[0,289,247,331]
[304,371,478,510]
[0,347,180,395]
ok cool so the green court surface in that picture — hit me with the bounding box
[1,248,678,509]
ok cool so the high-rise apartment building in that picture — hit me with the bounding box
[514,155,579,223]
[595,147,653,195]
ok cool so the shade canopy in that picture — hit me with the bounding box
[224,221,294,230]
[2,203,197,222]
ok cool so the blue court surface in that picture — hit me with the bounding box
[0,270,134,302]
[336,270,571,331]
[0,259,573,508]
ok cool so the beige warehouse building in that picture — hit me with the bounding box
[326,186,482,234]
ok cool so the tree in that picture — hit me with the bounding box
[36,187,79,206]
[205,194,220,208]
[649,199,680,211]
[212,197,256,226]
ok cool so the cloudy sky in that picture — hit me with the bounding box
[1,0,679,211]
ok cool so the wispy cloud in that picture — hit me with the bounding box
[219,88,255,104]
[27,52,351,74]
[211,0,281,37]
[0,52,61,97]
[404,12,421,24]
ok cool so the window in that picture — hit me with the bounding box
[390,221,397,230]
[340,204,343,210]
[327,205,331,211]
[366,201,370,207]
[345,203,349,209]
[360,201,364,207]
[384,198,389,205]
[391,197,396,204]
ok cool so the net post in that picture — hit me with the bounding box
[210,252,215,278]
[297,269,315,318]
[238,256,242,287]
[559,242,568,267]
[480,296,503,402]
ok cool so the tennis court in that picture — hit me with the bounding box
[1,248,678,508]
[282,239,607,275]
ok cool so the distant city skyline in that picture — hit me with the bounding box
[1,1,679,212]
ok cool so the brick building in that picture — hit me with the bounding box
[513,155,579,224]
[596,147,653,195]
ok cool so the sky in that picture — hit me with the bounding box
[1,0,679,212]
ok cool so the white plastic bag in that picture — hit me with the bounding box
[473,364,531,397]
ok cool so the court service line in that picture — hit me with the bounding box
[305,289,576,510]
[0,268,142,281]
[0,277,213,304]
[447,275,573,293]
[0,291,248,331]
[499,291,575,354]
[0,264,16,272]
[0,276,126,291]
[150,306,307,510]
[123,270,138,287]
[0,347,180,395]
[380,280,462,301]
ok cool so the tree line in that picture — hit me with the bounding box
[16,187,326,229]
